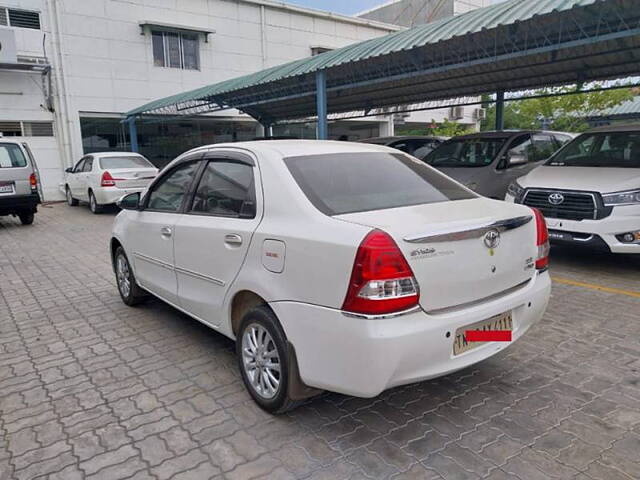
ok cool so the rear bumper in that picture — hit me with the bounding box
[93,186,147,205]
[0,193,39,215]
[271,271,551,398]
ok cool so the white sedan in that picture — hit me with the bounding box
[64,152,158,213]
[110,141,551,413]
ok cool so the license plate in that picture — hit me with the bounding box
[453,311,512,356]
[0,184,15,195]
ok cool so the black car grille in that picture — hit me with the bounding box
[522,190,597,221]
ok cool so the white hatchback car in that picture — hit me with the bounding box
[111,141,551,413]
[64,152,158,213]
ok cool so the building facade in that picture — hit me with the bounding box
[1,0,485,202]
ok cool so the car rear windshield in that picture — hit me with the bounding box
[547,132,640,168]
[284,152,475,216]
[0,143,28,168]
[424,137,507,167]
[99,156,153,169]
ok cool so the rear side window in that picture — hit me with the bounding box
[100,156,153,169]
[284,152,475,216]
[0,143,28,168]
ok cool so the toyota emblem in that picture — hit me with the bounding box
[484,229,501,249]
[548,193,564,205]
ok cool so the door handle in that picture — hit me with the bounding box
[224,234,243,246]
[160,226,172,238]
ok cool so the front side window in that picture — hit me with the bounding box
[99,156,153,169]
[146,161,199,212]
[82,157,94,172]
[548,132,640,168]
[190,161,255,217]
[73,159,86,173]
[531,134,557,162]
[0,143,27,168]
[285,152,475,216]
[152,31,200,70]
[424,138,507,167]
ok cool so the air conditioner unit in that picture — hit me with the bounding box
[474,108,487,120]
[449,106,464,120]
[0,28,17,64]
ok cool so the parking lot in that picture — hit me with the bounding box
[0,203,639,480]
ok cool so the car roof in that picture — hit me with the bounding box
[453,130,543,139]
[359,135,446,144]
[587,123,640,133]
[88,151,146,157]
[192,140,396,158]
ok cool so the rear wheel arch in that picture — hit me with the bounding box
[230,290,271,338]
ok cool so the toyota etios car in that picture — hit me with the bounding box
[111,141,551,413]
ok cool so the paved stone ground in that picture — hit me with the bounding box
[1,203,639,480]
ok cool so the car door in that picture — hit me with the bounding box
[494,134,533,197]
[127,156,202,305]
[68,158,85,197]
[173,152,261,327]
[78,156,94,200]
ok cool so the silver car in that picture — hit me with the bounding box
[0,139,41,225]
[424,130,574,198]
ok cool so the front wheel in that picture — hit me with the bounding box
[114,247,147,306]
[237,306,299,414]
[66,186,79,206]
[19,212,34,225]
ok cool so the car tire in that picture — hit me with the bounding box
[89,191,102,214]
[114,247,147,306]
[66,186,79,206]
[19,212,34,225]
[237,306,299,414]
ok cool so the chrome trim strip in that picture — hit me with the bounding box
[403,215,532,243]
[133,252,173,270]
[426,279,532,315]
[174,266,225,287]
[341,305,422,320]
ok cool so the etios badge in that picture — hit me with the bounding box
[484,229,501,249]
[548,193,564,205]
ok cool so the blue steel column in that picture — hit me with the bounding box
[128,116,139,152]
[316,70,328,140]
[495,90,505,131]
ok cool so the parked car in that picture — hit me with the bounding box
[423,130,574,198]
[359,136,447,159]
[64,152,158,213]
[0,139,41,225]
[506,124,640,254]
[111,141,551,413]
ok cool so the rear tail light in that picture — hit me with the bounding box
[101,171,116,187]
[342,230,419,315]
[532,208,550,271]
[29,173,37,190]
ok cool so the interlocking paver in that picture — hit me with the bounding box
[1,204,639,479]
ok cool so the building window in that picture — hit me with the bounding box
[0,121,54,137]
[311,46,333,56]
[0,6,41,30]
[152,30,199,70]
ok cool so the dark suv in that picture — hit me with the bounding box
[424,130,575,198]
[0,140,41,225]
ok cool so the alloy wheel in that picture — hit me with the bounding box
[116,253,131,298]
[241,323,281,399]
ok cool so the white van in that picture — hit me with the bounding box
[506,125,640,254]
[0,139,41,225]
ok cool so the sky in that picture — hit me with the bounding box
[283,0,505,16]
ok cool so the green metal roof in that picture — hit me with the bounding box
[127,0,640,120]
[600,96,640,117]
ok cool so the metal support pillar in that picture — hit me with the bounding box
[316,70,328,140]
[495,90,505,131]
[128,116,139,152]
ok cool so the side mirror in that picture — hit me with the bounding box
[117,192,141,210]
[508,153,527,166]
[65,167,73,173]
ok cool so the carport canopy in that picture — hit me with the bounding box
[126,0,640,139]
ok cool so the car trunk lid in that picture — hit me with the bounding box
[107,168,158,188]
[335,198,538,312]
